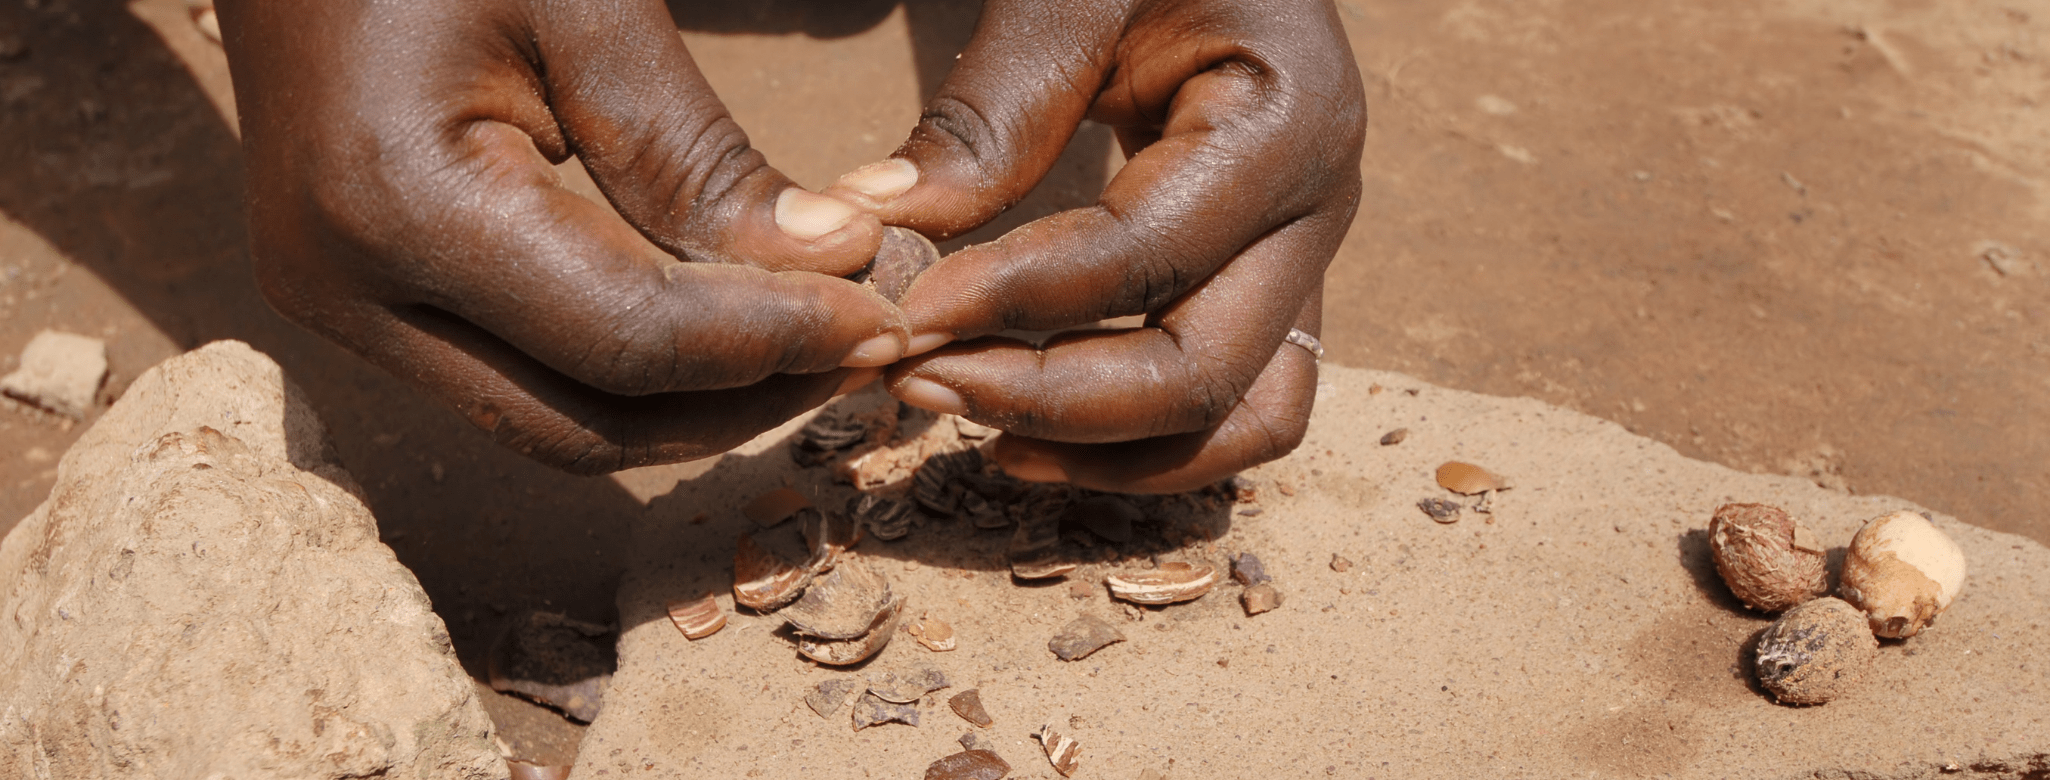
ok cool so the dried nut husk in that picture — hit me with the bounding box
[805,677,861,718]
[908,612,957,652]
[1240,582,1283,615]
[784,564,895,640]
[948,689,994,728]
[1010,553,1080,581]
[1417,497,1461,522]
[915,447,984,515]
[665,593,726,640]
[1035,723,1081,777]
[850,492,916,541]
[925,750,1010,780]
[1755,597,1878,705]
[1839,510,1967,638]
[797,596,905,665]
[1435,461,1509,494]
[1009,505,1075,579]
[733,533,812,611]
[1708,503,1829,612]
[743,487,813,527]
[1048,615,1125,661]
[1106,561,1218,605]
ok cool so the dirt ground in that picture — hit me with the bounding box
[3,0,2046,766]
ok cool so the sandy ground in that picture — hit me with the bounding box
[2,0,2047,767]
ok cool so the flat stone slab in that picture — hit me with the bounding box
[575,365,2049,780]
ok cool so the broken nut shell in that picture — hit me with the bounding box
[1105,561,1217,605]
[665,593,726,640]
[1839,510,1967,638]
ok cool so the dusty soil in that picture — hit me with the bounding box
[3,0,2046,766]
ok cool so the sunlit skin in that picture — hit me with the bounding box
[215,0,1364,491]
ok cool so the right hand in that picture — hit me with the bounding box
[216,0,909,473]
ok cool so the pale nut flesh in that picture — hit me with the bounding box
[1708,503,1829,613]
[1839,510,1967,638]
[1105,562,1218,605]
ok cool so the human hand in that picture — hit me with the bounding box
[824,0,1365,493]
[216,0,910,472]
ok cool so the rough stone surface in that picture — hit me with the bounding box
[1,329,107,419]
[0,341,504,780]
[572,366,2050,779]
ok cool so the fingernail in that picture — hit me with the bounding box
[835,158,919,201]
[895,376,966,415]
[999,445,1070,483]
[834,367,882,397]
[775,188,858,240]
[841,334,904,368]
[905,332,953,357]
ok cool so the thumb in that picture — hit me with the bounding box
[822,1,1125,239]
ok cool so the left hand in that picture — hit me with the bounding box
[825,0,1365,493]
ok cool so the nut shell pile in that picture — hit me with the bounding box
[1709,503,1829,612]
[1840,510,1967,638]
[1754,597,1878,705]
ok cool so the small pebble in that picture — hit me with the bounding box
[1328,554,1353,573]
[1379,428,1409,446]
[959,731,998,752]
[1241,583,1283,615]
[1230,553,1271,585]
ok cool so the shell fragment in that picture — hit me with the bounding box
[1105,561,1218,605]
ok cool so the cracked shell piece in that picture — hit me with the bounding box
[797,596,905,666]
[851,492,917,541]
[908,612,957,652]
[508,762,571,780]
[665,593,726,640]
[743,487,812,527]
[865,226,943,304]
[1435,461,1509,495]
[915,447,984,515]
[487,611,615,723]
[1048,615,1125,661]
[1754,597,1878,705]
[733,533,812,612]
[1840,510,1967,638]
[948,689,993,728]
[1417,497,1461,523]
[805,677,861,718]
[869,666,951,703]
[962,491,1011,530]
[784,564,895,640]
[1066,495,1141,543]
[925,750,1009,780]
[1009,505,1075,579]
[851,690,920,730]
[1106,562,1218,605]
[959,731,998,752]
[1709,503,1829,613]
[1035,723,1081,777]
[1240,582,1283,615]
[801,507,863,574]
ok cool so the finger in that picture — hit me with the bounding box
[368,304,863,474]
[377,122,911,393]
[534,0,883,275]
[991,311,1321,494]
[822,0,1127,238]
[884,210,1340,442]
[836,2,1365,348]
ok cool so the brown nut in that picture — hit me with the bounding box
[1839,510,1967,638]
[1755,597,1878,705]
[1708,503,1828,613]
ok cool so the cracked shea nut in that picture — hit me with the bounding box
[1754,597,1878,705]
[1709,503,1828,612]
[1839,510,1967,638]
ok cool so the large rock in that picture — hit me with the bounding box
[574,365,2049,780]
[0,341,503,780]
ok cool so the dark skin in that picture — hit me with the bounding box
[217,0,1364,489]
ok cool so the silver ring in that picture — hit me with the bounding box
[1284,328,1324,361]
